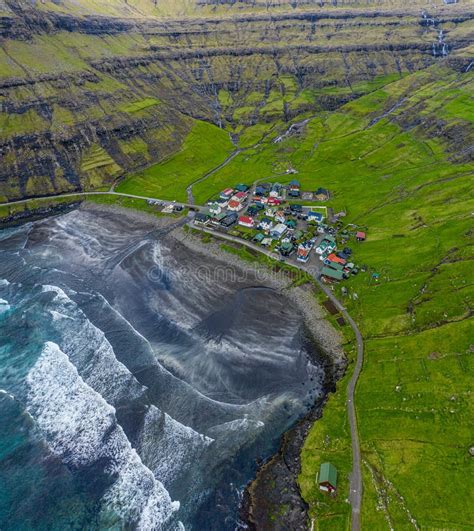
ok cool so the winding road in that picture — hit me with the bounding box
[189,225,364,530]
[0,183,364,530]
[186,148,242,205]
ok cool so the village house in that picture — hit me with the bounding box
[297,244,311,263]
[307,211,324,224]
[356,231,366,241]
[265,206,276,218]
[258,217,273,231]
[232,191,248,202]
[216,197,229,208]
[210,211,228,226]
[327,253,346,266]
[235,184,249,193]
[253,232,265,243]
[238,215,254,228]
[315,187,330,201]
[317,462,338,493]
[270,183,282,198]
[270,223,288,240]
[267,197,282,206]
[247,205,259,217]
[220,212,238,227]
[220,188,234,200]
[227,199,244,212]
[255,185,266,196]
[280,241,294,256]
[288,179,301,198]
[208,202,222,215]
[321,267,344,282]
[274,210,286,223]
[194,212,209,225]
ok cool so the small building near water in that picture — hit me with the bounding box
[317,462,338,493]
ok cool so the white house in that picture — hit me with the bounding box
[228,199,244,212]
[270,223,288,240]
[274,210,286,223]
[259,217,273,231]
[238,215,254,228]
[208,202,222,215]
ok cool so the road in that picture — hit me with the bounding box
[186,148,242,205]
[191,224,364,531]
[1,186,364,528]
[0,190,197,210]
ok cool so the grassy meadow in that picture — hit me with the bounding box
[119,63,473,528]
[116,120,235,202]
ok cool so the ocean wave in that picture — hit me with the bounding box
[138,405,214,488]
[0,298,10,313]
[26,341,180,530]
[41,284,146,405]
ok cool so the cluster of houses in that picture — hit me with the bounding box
[316,235,359,282]
[193,180,366,284]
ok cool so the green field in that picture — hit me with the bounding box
[119,63,473,528]
[116,120,235,202]
[1,1,473,526]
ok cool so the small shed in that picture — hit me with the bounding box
[318,462,338,493]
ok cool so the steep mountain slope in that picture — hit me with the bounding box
[1,0,472,200]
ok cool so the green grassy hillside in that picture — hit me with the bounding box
[1,0,471,200]
[0,2,473,527]
[207,63,473,529]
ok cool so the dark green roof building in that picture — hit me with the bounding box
[321,267,344,281]
[318,462,338,492]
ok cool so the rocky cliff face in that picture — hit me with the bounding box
[0,1,472,200]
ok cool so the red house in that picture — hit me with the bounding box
[356,231,366,242]
[327,253,346,265]
[267,197,282,206]
[238,215,254,228]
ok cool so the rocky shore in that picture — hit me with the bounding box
[171,224,347,530]
[1,202,347,529]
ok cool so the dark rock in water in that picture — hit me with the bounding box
[240,349,346,531]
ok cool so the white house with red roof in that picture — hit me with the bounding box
[238,215,255,228]
[228,199,244,212]
[231,191,248,203]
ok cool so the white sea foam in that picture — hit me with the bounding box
[0,279,10,286]
[0,389,15,400]
[41,285,145,405]
[26,342,180,529]
[139,405,214,487]
[0,298,10,313]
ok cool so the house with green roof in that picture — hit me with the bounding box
[317,462,338,493]
[321,267,344,281]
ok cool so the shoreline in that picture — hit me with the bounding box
[171,225,347,529]
[1,202,348,528]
